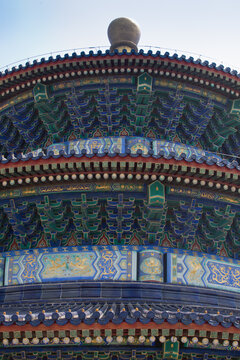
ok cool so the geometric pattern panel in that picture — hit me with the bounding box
[166,253,240,293]
[5,248,137,285]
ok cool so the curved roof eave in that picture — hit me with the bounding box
[1,50,240,101]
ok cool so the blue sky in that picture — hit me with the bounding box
[1,0,240,71]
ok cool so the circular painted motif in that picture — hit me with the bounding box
[140,256,161,275]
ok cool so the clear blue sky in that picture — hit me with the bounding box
[1,0,240,71]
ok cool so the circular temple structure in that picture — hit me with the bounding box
[0,17,240,360]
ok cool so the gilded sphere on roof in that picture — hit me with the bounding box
[107,17,141,52]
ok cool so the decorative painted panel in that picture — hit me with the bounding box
[138,250,163,282]
[137,73,152,92]
[167,186,240,206]
[4,245,240,293]
[166,253,240,293]
[154,78,227,104]
[0,182,144,200]
[19,137,232,170]
[5,248,137,285]
[126,138,151,155]
[68,137,124,155]
[45,142,68,155]
[153,140,223,165]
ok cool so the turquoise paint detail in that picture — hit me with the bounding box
[18,136,227,168]
[5,247,137,285]
[167,252,240,293]
[138,250,163,282]
[3,245,240,293]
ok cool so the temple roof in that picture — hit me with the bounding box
[2,301,240,328]
[1,281,240,328]
[1,49,240,81]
